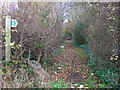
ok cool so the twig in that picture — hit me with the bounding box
[28,49,31,60]
[37,54,41,63]
[17,49,26,60]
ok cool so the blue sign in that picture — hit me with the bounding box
[11,19,18,27]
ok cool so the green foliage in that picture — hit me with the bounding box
[78,49,86,58]
[5,60,15,66]
[19,64,28,68]
[99,84,106,88]
[19,62,35,77]
[54,47,63,57]
[26,66,35,77]
[2,68,7,73]
[2,60,35,78]
[79,44,120,88]
[79,44,92,58]
[19,63,35,77]
[41,58,55,68]
[41,11,49,27]
[73,22,88,46]
[11,43,22,49]
[63,31,72,40]
[51,80,68,88]
[40,46,62,68]
[86,79,97,88]
[36,44,44,48]
[41,46,65,72]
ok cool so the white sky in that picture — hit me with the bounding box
[63,19,69,23]
[0,0,119,2]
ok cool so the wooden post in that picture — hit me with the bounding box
[5,15,12,83]
[5,15,11,62]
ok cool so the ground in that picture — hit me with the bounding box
[47,40,97,88]
[1,40,103,88]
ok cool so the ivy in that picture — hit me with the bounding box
[79,44,120,88]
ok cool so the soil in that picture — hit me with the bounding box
[48,40,88,85]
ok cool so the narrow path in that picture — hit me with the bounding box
[48,40,93,87]
[63,41,83,84]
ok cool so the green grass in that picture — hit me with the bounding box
[78,48,86,58]
[51,79,69,88]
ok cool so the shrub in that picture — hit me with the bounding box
[72,21,88,46]
[63,31,72,40]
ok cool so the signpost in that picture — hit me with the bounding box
[5,15,18,62]
[11,19,18,27]
[5,15,11,62]
[5,15,18,77]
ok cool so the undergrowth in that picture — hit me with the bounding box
[1,60,42,88]
[79,44,120,88]
[50,79,68,88]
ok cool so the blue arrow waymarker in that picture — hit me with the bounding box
[10,19,18,27]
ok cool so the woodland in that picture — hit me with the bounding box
[0,2,119,88]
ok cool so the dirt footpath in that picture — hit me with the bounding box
[49,40,88,85]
